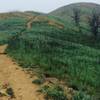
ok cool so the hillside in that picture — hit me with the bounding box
[50,2,100,21]
[3,14,100,100]
[0,11,47,44]
[0,3,100,99]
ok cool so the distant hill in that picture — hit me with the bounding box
[50,2,100,21]
[0,11,43,19]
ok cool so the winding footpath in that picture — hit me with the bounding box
[0,45,44,100]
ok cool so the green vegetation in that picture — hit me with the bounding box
[6,20,100,98]
[0,33,11,45]
[0,16,27,44]
[0,3,100,99]
[50,3,100,21]
[39,85,67,100]
[73,91,92,100]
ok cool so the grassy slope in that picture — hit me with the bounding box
[49,2,100,36]
[0,12,28,44]
[5,16,100,99]
[0,11,43,44]
[50,2,100,21]
[0,6,100,99]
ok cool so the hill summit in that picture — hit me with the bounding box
[50,2,100,20]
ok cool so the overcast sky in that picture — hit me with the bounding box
[0,0,100,13]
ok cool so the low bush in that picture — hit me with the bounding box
[40,85,68,100]
[73,91,92,100]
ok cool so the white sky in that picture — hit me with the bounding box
[0,0,100,13]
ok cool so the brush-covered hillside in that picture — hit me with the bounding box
[0,3,100,99]
[50,2,100,21]
[49,3,100,40]
[0,11,45,44]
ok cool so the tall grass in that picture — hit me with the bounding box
[0,17,27,44]
[6,21,100,99]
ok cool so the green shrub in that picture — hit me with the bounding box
[73,91,92,100]
[40,85,68,100]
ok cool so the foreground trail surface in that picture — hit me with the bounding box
[0,45,44,100]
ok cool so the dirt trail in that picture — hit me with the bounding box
[0,45,44,100]
[27,15,64,29]
[27,16,37,29]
